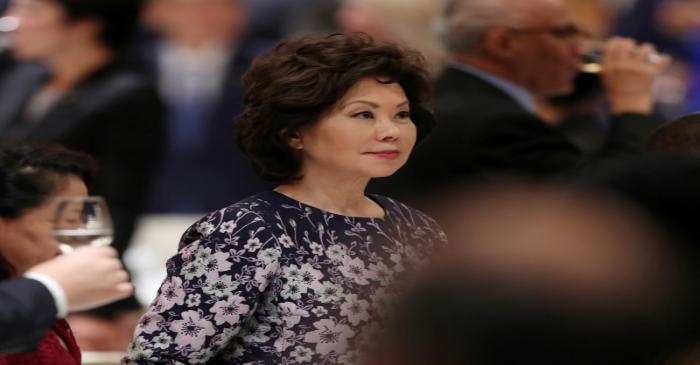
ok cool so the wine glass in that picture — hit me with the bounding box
[0,16,19,51]
[53,196,114,254]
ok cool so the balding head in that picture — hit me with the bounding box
[441,0,581,96]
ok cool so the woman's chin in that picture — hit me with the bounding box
[370,167,403,179]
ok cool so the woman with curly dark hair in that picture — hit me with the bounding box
[126,33,447,364]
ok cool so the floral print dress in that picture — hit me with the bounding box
[125,190,446,364]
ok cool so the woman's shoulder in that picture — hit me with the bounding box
[208,191,284,216]
[179,191,286,241]
[372,194,441,227]
[372,194,449,247]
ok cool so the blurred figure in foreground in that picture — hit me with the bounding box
[364,181,692,365]
[584,156,700,347]
[131,0,271,213]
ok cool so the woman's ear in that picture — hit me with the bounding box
[286,130,304,150]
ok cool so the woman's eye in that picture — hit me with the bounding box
[396,111,411,119]
[352,111,374,119]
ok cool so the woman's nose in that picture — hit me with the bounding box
[376,117,400,141]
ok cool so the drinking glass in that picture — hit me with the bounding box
[53,196,113,254]
[580,41,605,74]
[0,15,19,50]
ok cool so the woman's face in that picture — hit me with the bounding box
[293,77,417,181]
[0,175,87,275]
[7,0,71,61]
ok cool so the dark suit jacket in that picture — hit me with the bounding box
[0,278,56,353]
[370,66,659,208]
[127,37,272,212]
[0,62,165,257]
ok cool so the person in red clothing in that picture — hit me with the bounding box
[0,143,98,365]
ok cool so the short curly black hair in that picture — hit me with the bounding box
[0,142,97,279]
[0,142,97,219]
[237,32,435,184]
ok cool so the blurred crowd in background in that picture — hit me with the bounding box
[0,0,697,214]
[0,0,699,363]
[1,0,697,218]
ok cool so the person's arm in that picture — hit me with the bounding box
[0,245,132,353]
[0,278,57,353]
[599,37,671,154]
[124,206,280,364]
[602,37,671,116]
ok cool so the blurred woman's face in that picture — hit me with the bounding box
[293,77,417,181]
[0,175,87,275]
[7,0,71,60]
[144,0,246,48]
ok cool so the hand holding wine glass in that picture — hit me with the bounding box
[54,196,114,254]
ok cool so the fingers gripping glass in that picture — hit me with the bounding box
[54,196,114,254]
[578,40,664,74]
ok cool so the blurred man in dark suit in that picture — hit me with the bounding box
[370,0,670,209]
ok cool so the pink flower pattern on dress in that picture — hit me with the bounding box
[170,310,217,349]
[125,191,446,364]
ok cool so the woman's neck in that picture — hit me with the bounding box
[275,172,383,218]
[45,43,113,91]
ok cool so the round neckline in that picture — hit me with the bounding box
[268,190,389,220]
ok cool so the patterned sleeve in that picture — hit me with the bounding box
[124,204,281,364]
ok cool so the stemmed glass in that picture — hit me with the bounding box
[0,15,19,50]
[53,196,114,254]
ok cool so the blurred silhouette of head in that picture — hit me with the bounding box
[8,0,141,60]
[363,180,689,365]
[143,0,248,48]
